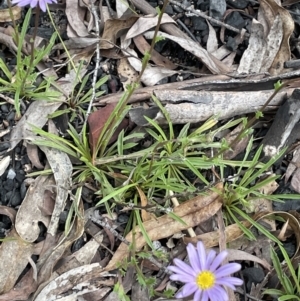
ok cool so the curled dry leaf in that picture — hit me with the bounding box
[133,35,176,70]
[144,31,231,74]
[105,183,223,270]
[39,146,72,237]
[238,19,266,74]
[266,0,294,75]
[100,17,138,49]
[125,14,175,40]
[66,0,89,37]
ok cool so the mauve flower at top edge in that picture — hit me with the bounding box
[12,0,57,12]
[168,241,243,301]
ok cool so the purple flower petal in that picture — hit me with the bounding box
[196,241,207,270]
[39,0,47,12]
[170,273,195,283]
[210,250,228,272]
[187,243,201,272]
[216,276,244,287]
[205,249,217,269]
[201,291,209,301]
[172,258,197,277]
[175,282,198,298]
[209,286,229,301]
[30,0,38,8]
[193,289,202,301]
[215,263,242,278]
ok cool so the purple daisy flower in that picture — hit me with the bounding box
[12,0,57,12]
[168,241,243,301]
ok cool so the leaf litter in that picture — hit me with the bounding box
[0,0,300,300]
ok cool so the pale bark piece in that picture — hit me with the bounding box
[139,89,290,125]
[66,0,89,37]
[0,156,10,177]
[35,263,109,301]
[39,146,72,237]
[0,229,34,294]
[144,31,231,74]
[125,14,175,40]
[10,68,86,150]
[15,175,54,242]
[238,19,266,74]
[106,183,223,270]
[260,15,283,72]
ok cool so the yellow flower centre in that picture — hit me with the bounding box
[196,271,215,290]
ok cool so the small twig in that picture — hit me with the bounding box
[169,0,250,37]
[176,19,198,42]
[86,1,101,119]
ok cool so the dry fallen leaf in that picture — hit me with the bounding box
[144,31,231,74]
[66,0,89,37]
[15,175,54,242]
[106,183,223,270]
[125,14,175,40]
[0,229,34,294]
[0,6,21,22]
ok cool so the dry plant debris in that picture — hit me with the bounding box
[0,0,300,300]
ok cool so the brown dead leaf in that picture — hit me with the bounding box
[0,229,34,294]
[136,186,152,222]
[88,103,128,154]
[0,6,21,22]
[0,269,37,301]
[26,143,44,169]
[66,0,89,37]
[105,183,223,270]
[100,17,138,49]
[133,35,176,70]
[227,249,271,270]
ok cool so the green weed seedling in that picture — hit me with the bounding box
[0,9,60,116]
[264,247,300,301]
